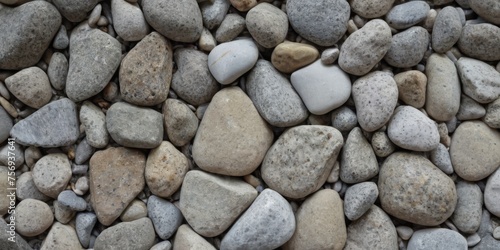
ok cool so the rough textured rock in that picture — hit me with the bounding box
[147,196,183,240]
[5,67,52,109]
[384,26,429,68]
[0,219,33,250]
[456,57,500,104]
[469,0,500,25]
[41,222,84,250]
[344,182,379,221]
[47,52,68,91]
[385,1,430,30]
[394,70,427,108]
[451,181,483,234]
[246,3,288,48]
[111,0,150,41]
[16,199,53,237]
[432,6,462,53]
[94,218,155,250]
[349,0,394,18]
[485,168,500,218]
[485,97,500,128]
[340,127,379,184]
[458,24,500,61]
[407,228,468,250]
[52,0,99,22]
[80,101,109,148]
[163,99,199,147]
[32,153,72,199]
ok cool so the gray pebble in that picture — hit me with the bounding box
[150,241,172,250]
[396,226,413,241]
[451,181,483,234]
[0,106,12,143]
[74,138,95,164]
[80,101,109,148]
[350,0,395,19]
[52,0,100,22]
[163,99,199,147]
[52,25,69,50]
[47,52,68,91]
[147,196,183,240]
[5,67,52,109]
[344,182,379,221]
[458,24,500,61]
[469,0,500,25]
[371,131,396,158]
[429,143,454,174]
[74,176,89,195]
[456,57,500,103]
[88,4,102,28]
[432,6,462,53]
[16,172,51,202]
[467,233,481,247]
[321,48,340,65]
[456,94,486,120]
[484,98,500,128]
[54,200,76,224]
[331,106,357,132]
[0,81,9,100]
[385,1,430,30]
[340,127,379,184]
[493,227,500,240]
[200,0,231,30]
[76,212,97,248]
[58,190,87,211]
[215,14,246,43]
[384,26,429,68]
[246,3,288,48]
[408,228,467,250]
[111,0,150,41]
[72,164,88,175]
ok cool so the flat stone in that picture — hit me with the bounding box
[163,99,199,147]
[94,218,155,250]
[192,87,273,176]
[58,190,87,211]
[350,0,394,18]
[179,170,258,237]
[52,0,99,22]
[16,199,53,237]
[485,168,500,218]
[80,101,109,148]
[451,181,483,234]
[271,42,319,74]
[173,225,216,250]
[407,228,467,250]
[47,52,68,91]
[429,143,454,174]
[394,70,427,108]
[32,153,72,199]
[458,24,500,61]
[485,97,500,128]
[215,13,246,43]
[16,171,51,202]
[148,195,183,240]
[457,94,486,120]
[89,147,146,225]
[120,200,148,222]
[261,125,343,199]
[41,222,83,250]
[0,107,12,143]
[456,57,500,104]
[111,0,149,41]
[385,1,430,29]
[344,182,379,221]
[5,67,52,109]
[384,26,428,68]
[432,6,462,53]
[246,3,288,48]
[76,212,97,248]
[469,0,500,25]
[340,127,378,183]
[200,0,230,30]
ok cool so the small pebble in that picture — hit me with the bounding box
[321,47,340,65]
[58,190,87,211]
[215,14,246,43]
[148,195,184,240]
[467,233,481,247]
[396,226,413,241]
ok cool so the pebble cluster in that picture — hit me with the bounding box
[1,0,500,249]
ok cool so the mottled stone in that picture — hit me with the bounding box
[80,101,109,148]
[344,182,379,221]
[458,24,500,61]
[111,0,150,41]
[16,199,53,237]
[485,97,500,128]
[16,172,51,202]
[215,13,246,43]
[394,70,427,108]
[432,6,462,53]
[469,0,500,25]
[52,0,99,22]
[485,168,500,218]
[94,218,155,250]
[340,127,379,184]
[385,1,430,29]
[76,212,97,248]
[5,67,52,109]
[408,228,467,250]
[41,222,83,250]
[47,52,68,91]
[200,0,230,30]
[451,181,483,234]
[163,99,198,147]
[33,153,72,199]
[173,225,216,250]
[246,3,288,48]
[456,57,500,104]
[148,196,183,240]
[120,200,147,222]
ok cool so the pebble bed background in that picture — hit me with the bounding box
[1,0,500,249]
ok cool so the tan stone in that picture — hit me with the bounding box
[41,222,84,250]
[120,200,148,222]
[230,0,257,12]
[394,70,427,108]
[0,166,9,216]
[173,224,216,250]
[16,199,54,237]
[271,41,319,73]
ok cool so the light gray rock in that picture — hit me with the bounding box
[340,127,379,184]
[0,143,23,167]
[458,24,500,61]
[331,107,357,132]
[111,0,150,41]
[16,172,51,201]
[52,0,99,22]
[385,1,430,29]
[407,228,467,250]
[32,153,72,199]
[201,0,231,30]
[457,94,486,120]
[199,28,216,51]
[396,226,413,241]
[344,182,379,221]
[0,167,10,215]
[80,101,108,148]
[151,241,172,250]
[321,48,340,65]
[94,218,155,250]
[47,52,68,91]
[16,199,54,237]
[5,67,52,109]
[469,0,500,25]
[120,200,147,222]
[451,181,482,234]
[350,0,395,18]
[75,138,95,164]
[456,57,500,104]
[246,3,288,48]
[485,168,500,218]
[41,222,83,250]
[54,200,75,224]
[215,13,246,43]
[52,25,69,50]
[163,99,198,147]
[484,97,500,128]
[0,107,12,144]
[429,143,454,174]
[147,196,183,240]
[432,6,462,53]
[58,190,87,211]
[0,218,33,250]
[384,26,429,68]
[371,131,396,158]
[173,225,216,250]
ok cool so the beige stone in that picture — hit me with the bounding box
[120,200,148,222]
[163,99,199,147]
[16,199,54,237]
[394,70,427,108]
[230,0,257,12]
[271,41,319,73]
[41,222,84,250]
[0,166,9,216]
[173,224,216,250]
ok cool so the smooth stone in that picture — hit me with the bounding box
[344,182,378,221]
[47,52,68,91]
[456,94,486,120]
[471,234,500,249]
[66,25,121,102]
[485,168,500,217]
[450,121,500,181]
[41,222,83,250]
[378,153,457,226]
[163,99,199,147]
[286,0,350,46]
[173,225,216,250]
[0,219,32,250]
[151,241,172,250]
[407,228,467,250]
[88,4,101,27]
[52,0,99,22]
[397,226,414,241]
[271,41,319,74]
[451,181,483,234]
[146,141,189,198]
[467,233,481,247]
[90,147,146,225]
[0,96,17,118]
[331,107,357,132]
[469,0,500,25]
[74,176,89,195]
[494,227,500,240]
[94,218,155,250]
[352,71,398,132]
[106,102,163,149]
[0,1,61,70]
[230,0,257,11]
[388,105,440,151]
[458,24,500,61]
[179,170,258,237]
[350,0,394,18]
[0,82,9,100]
[484,97,500,128]
[199,28,216,51]
[208,39,258,85]
[385,1,430,29]
[58,190,87,211]
[148,196,183,240]
[0,143,23,167]
[456,57,500,104]
[215,13,246,43]
[340,127,379,184]
[5,67,51,108]
[394,70,427,108]
[291,60,351,115]
[0,167,8,215]
[339,19,392,76]
[284,189,346,250]
[432,6,462,53]
[192,87,273,176]
[52,25,69,50]
[0,106,12,143]
[119,32,172,106]
[172,48,218,106]
[246,60,308,127]
[54,200,75,224]
[75,138,94,164]
[120,200,147,222]
[344,205,398,250]
[246,3,287,48]
[16,172,51,201]
[429,143,454,174]
[80,101,109,148]
[200,0,230,30]
[143,0,203,42]
[111,0,149,41]
[33,153,72,198]
[384,26,428,68]
[16,199,53,237]
[262,125,343,199]
[220,189,295,250]
[321,48,340,65]
[371,131,396,158]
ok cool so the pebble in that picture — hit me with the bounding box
[5,67,52,109]
[66,25,121,102]
[456,57,500,104]
[458,24,500,61]
[429,143,454,174]
[173,224,216,250]
[146,141,189,197]
[88,4,101,28]
[344,182,379,221]
[208,39,259,85]
[172,48,219,106]
[151,241,172,250]
[485,168,500,217]
[385,1,430,30]
[388,105,440,151]
[384,26,429,68]
[106,102,163,149]
[147,195,183,240]
[262,125,343,199]
[321,48,340,65]
[340,127,379,184]
[407,228,467,250]
[0,81,9,100]
[450,121,500,181]
[58,190,87,211]
[432,6,462,53]
[339,19,392,76]
[246,60,308,127]
[143,0,203,43]
[93,218,155,250]
[396,226,414,241]
[284,189,346,250]
[16,172,51,202]
[330,107,357,132]
[451,181,483,234]
[484,97,500,128]
[215,14,246,43]
[352,71,398,132]
[0,167,8,215]
[163,99,199,147]
[192,87,273,176]
[200,0,230,30]
[0,1,61,70]
[469,0,500,25]
[220,189,295,250]
[494,227,500,240]
[111,0,149,41]
[467,233,481,247]
[394,70,427,108]
[0,107,12,143]
[0,96,17,118]
[47,52,68,91]
[120,200,148,222]
[74,176,89,195]
[41,222,83,250]
[456,94,486,120]
[51,0,99,22]
[286,0,350,46]
[120,32,173,106]
[180,170,257,237]
[74,138,94,164]
[89,147,146,225]
[53,200,75,224]
[378,153,457,226]
[52,25,69,50]
[32,153,72,198]
[291,60,351,115]
[371,131,396,158]
[0,143,23,167]
[271,42,318,74]
[15,199,53,237]
[199,28,216,52]
[350,0,394,18]
[327,162,340,183]
[344,205,398,249]
[79,101,109,148]
[246,3,288,48]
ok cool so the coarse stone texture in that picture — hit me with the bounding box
[147,196,183,240]
[5,67,52,109]
[451,181,483,234]
[339,19,392,76]
[52,25,69,50]
[220,189,295,250]
[458,24,500,61]
[0,219,32,250]
[384,26,429,68]
[469,0,500,25]
[90,147,146,226]
[394,70,427,108]
[344,205,398,250]
[58,190,87,211]
[385,1,430,29]
[321,48,340,65]
[261,125,343,199]
[0,143,23,167]
[94,218,155,250]
[349,0,394,18]
[173,225,216,250]
[0,167,9,215]
[271,42,319,74]
[53,200,75,224]
[47,52,68,91]
[80,101,109,148]
[51,0,99,22]
[457,94,486,121]
[163,99,199,147]
[371,131,396,158]
[286,0,350,46]
[16,172,51,202]
[450,121,500,181]
[407,228,468,250]
[378,153,457,226]
[344,182,379,221]
[75,138,94,164]
[111,0,150,41]
[16,199,53,237]
[485,98,500,128]
[0,1,61,70]
[246,60,308,127]
[246,3,288,48]
[32,153,72,199]
[192,87,273,176]
[200,0,230,30]
[284,189,346,250]
[340,127,379,184]
[215,13,246,43]
[10,98,79,147]
[150,241,172,250]
[119,32,172,106]
[146,141,189,198]
[179,170,257,237]
[432,6,462,53]
[352,71,398,132]
[430,143,454,174]
[120,200,147,222]
[456,57,500,104]
[76,212,97,248]
[106,102,163,149]
[41,222,84,250]
[331,107,357,132]
[485,168,500,218]
[208,39,258,85]
[199,27,216,52]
